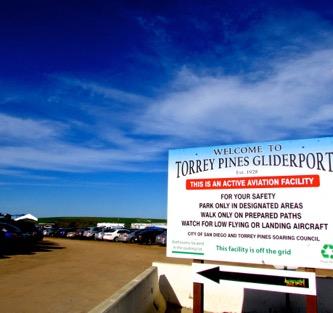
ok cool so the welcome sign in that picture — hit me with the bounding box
[167,137,333,269]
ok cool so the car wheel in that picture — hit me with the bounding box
[114,237,119,242]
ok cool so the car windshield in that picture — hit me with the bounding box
[93,227,103,231]
[0,223,22,233]
[105,229,116,233]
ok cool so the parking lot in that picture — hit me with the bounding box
[0,238,190,313]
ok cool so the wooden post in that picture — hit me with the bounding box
[285,293,291,313]
[283,266,291,313]
[193,259,204,313]
[305,268,318,313]
[306,295,318,313]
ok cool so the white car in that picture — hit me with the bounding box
[95,227,113,240]
[103,229,130,241]
[82,227,104,239]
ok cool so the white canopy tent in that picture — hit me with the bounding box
[14,213,38,222]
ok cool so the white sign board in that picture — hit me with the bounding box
[167,137,333,269]
[193,264,316,295]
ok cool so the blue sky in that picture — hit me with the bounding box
[1,1,333,218]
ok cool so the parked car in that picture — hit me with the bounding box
[122,229,146,243]
[83,227,104,239]
[74,228,89,239]
[117,229,137,242]
[43,227,58,237]
[136,228,166,245]
[95,227,113,240]
[53,228,76,238]
[15,220,43,242]
[66,229,78,239]
[155,230,167,246]
[103,229,131,241]
[0,222,24,250]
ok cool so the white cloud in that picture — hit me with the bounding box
[1,48,333,174]
[0,113,65,143]
[137,48,333,143]
[58,77,149,105]
[0,143,153,172]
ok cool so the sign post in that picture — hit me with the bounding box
[306,295,318,313]
[193,259,204,313]
[305,268,318,313]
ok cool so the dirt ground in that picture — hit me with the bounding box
[0,238,190,313]
[1,238,332,313]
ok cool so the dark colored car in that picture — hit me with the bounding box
[43,227,58,237]
[136,228,166,245]
[0,222,24,252]
[14,220,43,242]
[66,229,78,239]
[126,229,146,243]
[53,228,76,238]
[74,228,89,239]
